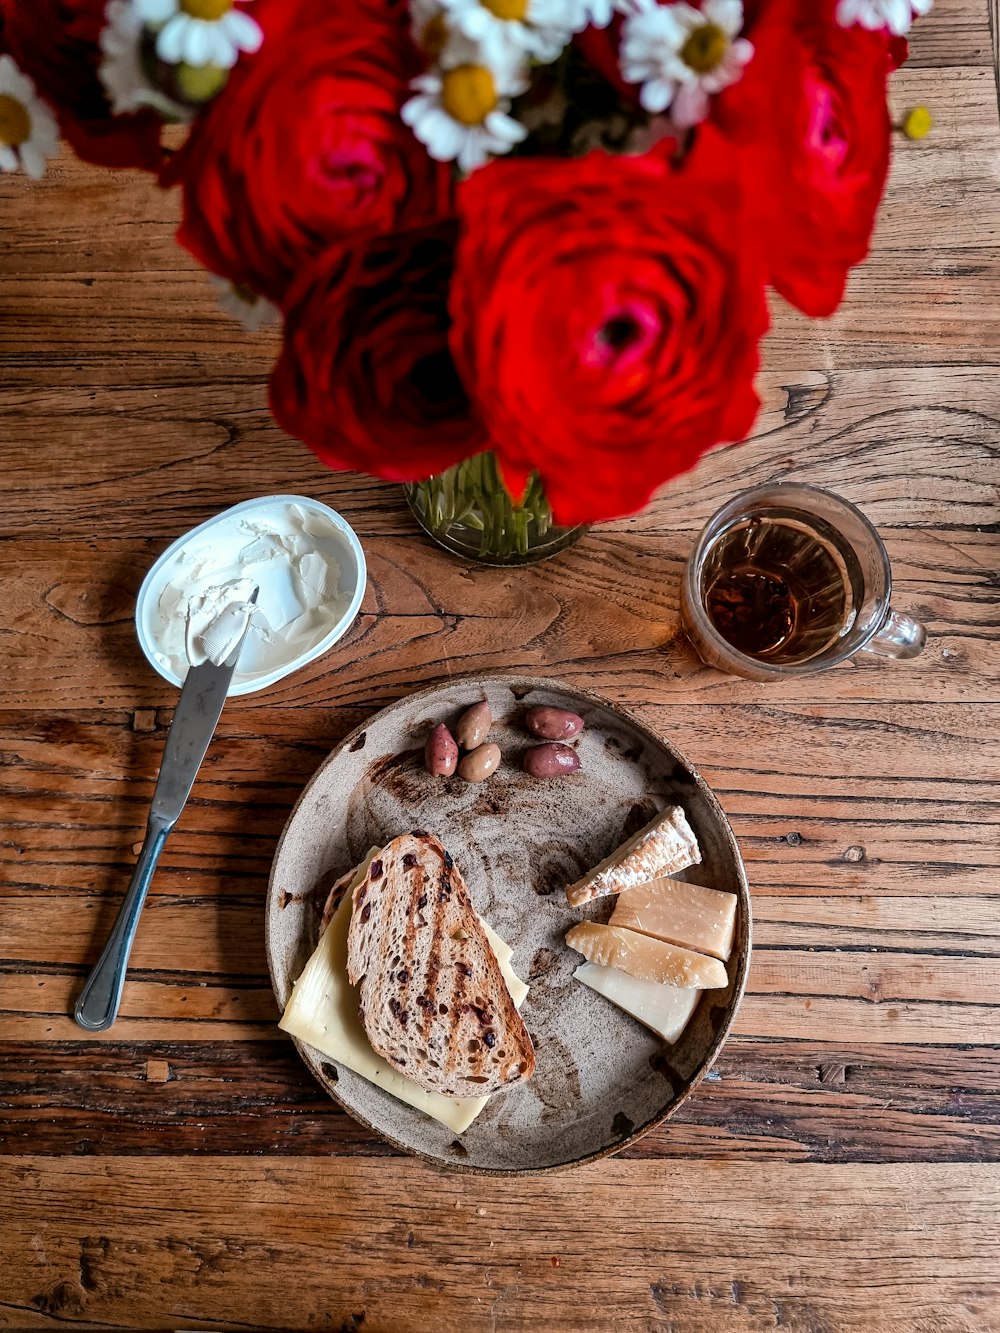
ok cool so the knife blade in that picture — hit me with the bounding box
[73,589,258,1032]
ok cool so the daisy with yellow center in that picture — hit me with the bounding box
[620,0,753,127]
[402,34,528,173]
[134,0,263,69]
[442,0,579,66]
[0,55,59,180]
[100,0,198,118]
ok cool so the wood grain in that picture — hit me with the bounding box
[3,1038,999,1163]
[0,3,998,1327]
[2,1158,999,1331]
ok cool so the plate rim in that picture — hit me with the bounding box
[265,671,753,1175]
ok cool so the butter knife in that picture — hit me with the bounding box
[74,589,258,1032]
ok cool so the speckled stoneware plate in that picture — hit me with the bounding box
[266,674,751,1174]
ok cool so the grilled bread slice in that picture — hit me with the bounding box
[565,805,701,907]
[346,831,535,1098]
[319,848,380,939]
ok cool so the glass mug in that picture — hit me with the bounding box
[680,483,927,681]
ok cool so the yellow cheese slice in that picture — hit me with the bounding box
[279,877,528,1134]
[564,921,728,989]
[609,877,737,961]
[574,963,701,1043]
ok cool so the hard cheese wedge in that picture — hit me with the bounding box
[280,882,527,1134]
[609,877,737,961]
[574,963,701,1043]
[566,806,701,907]
[564,922,727,989]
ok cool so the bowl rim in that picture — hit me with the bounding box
[265,671,753,1175]
[134,493,367,697]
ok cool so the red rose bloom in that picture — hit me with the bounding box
[170,0,453,306]
[0,0,161,171]
[449,136,768,526]
[270,226,485,481]
[720,0,892,317]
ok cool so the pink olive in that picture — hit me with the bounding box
[424,723,459,777]
[523,742,581,779]
[525,706,584,740]
[458,743,501,783]
[455,700,492,750]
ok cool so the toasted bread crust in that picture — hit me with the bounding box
[346,832,535,1097]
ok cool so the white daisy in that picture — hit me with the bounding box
[835,0,932,36]
[569,0,641,31]
[99,0,191,118]
[209,275,281,333]
[402,37,529,173]
[441,0,577,65]
[620,0,753,126]
[135,0,262,70]
[0,55,59,180]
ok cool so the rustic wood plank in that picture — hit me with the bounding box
[0,971,277,1026]
[735,994,995,1044]
[1,534,997,708]
[882,68,1000,247]
[5,893,998,975]
[2,363,996,542]
[3,941,997,1046]
[1,1158,997,1330]
[3,705,997,908]
[753,895,1000,951]
[901,0,1000,66]
[3,1039,998,1163]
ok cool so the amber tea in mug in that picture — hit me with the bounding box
[681,483,926,681]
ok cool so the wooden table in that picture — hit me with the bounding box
[2,6,999,1329]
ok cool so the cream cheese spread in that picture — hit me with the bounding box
[139,498,361,691]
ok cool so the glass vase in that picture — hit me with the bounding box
[403,453,587,566]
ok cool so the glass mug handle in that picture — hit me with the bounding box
[860,608,927,660]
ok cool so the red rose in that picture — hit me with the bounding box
[0,0,161,171]
[450,136,768,526]
[169,0,453,306]
[270,226,485,481]
[719,0,892,317]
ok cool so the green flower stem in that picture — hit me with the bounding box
[405,451,582,564]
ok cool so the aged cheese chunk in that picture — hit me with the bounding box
[566,806,701,907]
[279,880,527,1133]
[609,877,737,961]
[564,922,727,989]
[574,963,701,1043]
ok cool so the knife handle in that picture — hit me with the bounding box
[74,818,171,1032]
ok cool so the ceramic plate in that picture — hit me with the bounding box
[266,674,751,1174]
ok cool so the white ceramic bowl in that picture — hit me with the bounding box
[135,495,366,696]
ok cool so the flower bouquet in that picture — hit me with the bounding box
[0,0,931,556]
